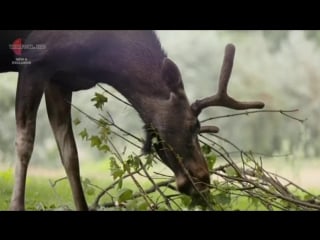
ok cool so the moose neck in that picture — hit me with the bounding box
[111,75,173,126]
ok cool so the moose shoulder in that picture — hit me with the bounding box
[0,31,264,210]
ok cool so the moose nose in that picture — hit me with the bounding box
[176,171,210,196]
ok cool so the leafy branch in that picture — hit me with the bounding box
[66,88,320,211]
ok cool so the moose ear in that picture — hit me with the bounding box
[161,58,184,93]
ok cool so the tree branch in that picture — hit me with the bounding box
[201,109,306,123]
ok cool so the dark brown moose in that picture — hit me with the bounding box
[0,31,264,210]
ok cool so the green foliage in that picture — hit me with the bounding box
[225,166,237,177]
[90,135,102,148]
[110,157,124,183]
[117,188,133,203]
[91,93,108,110]
[73,89,320,211]
[79,128,89,140]
[73,118,81,126]
[201,144,217,170]
[82,178,96,196]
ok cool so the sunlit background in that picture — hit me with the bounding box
[1,30,319,189]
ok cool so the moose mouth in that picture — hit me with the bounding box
[153,139,210,197]
[143,124,210,197]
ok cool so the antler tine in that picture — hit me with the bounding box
[191,43,265,116]
[199,126,219,134]
[218,43,235,96]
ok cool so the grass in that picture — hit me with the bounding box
[0,162,114,210]
[0,162,168,210]
[1,158,320,210]
[1,169,75,210]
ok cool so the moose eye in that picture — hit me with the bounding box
[190,120,200,133]
[196,120,200,129]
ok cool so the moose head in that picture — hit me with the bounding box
[142,43,264,197]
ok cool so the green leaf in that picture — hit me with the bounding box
[201,144,212,154]
[125,199,138,210]
[137,200,149,210]
[126,155,141,170]
[180,195,192,207]
[90,135,102,148]
[207,154,217,170]
[79,128,88,140]
[122,162,130,173]
[145,155,154,168]
[117,188,133,203]
[91,92,108,110]
[212,192,231,205]
[110,158,123,180]
[109,156,119,168]
[157,206,170,211]
[73,118,81,126]
[303,194,313,201]
[111,169,124,180]
[99,144,110,153]
[117,178,123,189]
[99,125,111,140]
[225,166,237,177]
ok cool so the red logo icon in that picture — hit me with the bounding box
[11,38,22,56]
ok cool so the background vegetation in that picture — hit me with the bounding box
[1,30,320,210]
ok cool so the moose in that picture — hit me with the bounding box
[0,30,264,210]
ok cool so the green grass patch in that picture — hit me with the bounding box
[0,169,14,210]
[0,168,114,210]
[2,161,320,211]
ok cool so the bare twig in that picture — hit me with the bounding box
[108,137,156,209]
[97,84,132,107]
[200,130,320,210]
[102,179,176,209]
[201,109,306,123]
[91,168,143,209]
[49,177,68,188]
[214,170,320,210]
[136,155,173,210]
[101,112,142,143]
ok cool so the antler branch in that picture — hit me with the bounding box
[199,126,219,134]
[191,44,265,116]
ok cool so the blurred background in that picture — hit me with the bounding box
[1,30,319,188]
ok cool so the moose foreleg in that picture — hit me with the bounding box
[10,74,44,210]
